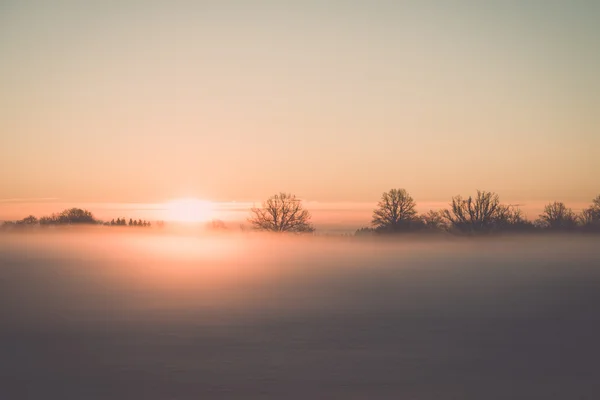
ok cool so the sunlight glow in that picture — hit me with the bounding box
[165,198,214,223]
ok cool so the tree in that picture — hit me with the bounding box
[420,210,448,231]
[494,205,536,232]
[537,202,578,230]
[249,192,315,233]
[443,190,503,234]
[2,221,16,229]
[16,215,38,225]
[372,189,418,233]
[38,208,97,225]
[354,227,375,236]
[60,208,96,224]
[580,195,600,232]
[39,216,53,225]
[591,195,600,215]
[129,218,133,226]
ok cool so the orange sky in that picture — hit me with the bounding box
[1,1,598,211]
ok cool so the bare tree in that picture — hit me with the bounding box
[580,208,595,226]
[580,195,600,231]
[592,195,600,213]
[421,210,448,231]
[537,202,578,230]
[494,205,535,232]
[354,227,375,236]
[443,190,502,234]
[249,193,315,233]
[39,208,97,225]
[16,215,38,225]
[372,188,418,233]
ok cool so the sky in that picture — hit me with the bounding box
[1,0,599,215]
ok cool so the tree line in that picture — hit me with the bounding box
[3,192,599,235]
[1,208,152,228]
[248,190,600,235]
[108,218,152,227]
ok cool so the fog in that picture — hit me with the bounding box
[1,231,599,399]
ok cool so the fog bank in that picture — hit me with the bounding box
[1,232,599,399]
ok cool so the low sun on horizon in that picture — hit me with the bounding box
[165,198,214,223]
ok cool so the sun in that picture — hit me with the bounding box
[165,198,213,223]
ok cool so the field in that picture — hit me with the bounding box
[1,232,599,399]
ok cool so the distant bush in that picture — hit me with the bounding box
[1,221,16,230]
[354,227,375,236]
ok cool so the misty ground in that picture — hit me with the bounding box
[1,231,599,399]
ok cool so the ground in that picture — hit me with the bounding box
[1,233,599,399]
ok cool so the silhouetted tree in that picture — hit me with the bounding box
[39,216,53,225]
[16,215,38,225]
[372,189,418,233]
[2,221,16,229]
[443,190,504,234]
[105,217,151,227]
[249,192,315,233]
[354,227,375,236]
[591,195,600,214]
[61,208,96,224]
[580,195,600,232]
[38,208,97,225]
[493,205,536,232]
[420,210,448,231]
[537,202,578,230]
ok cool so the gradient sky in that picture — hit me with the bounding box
[1,0,599,206]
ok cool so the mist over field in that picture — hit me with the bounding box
[1,231,600,399]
